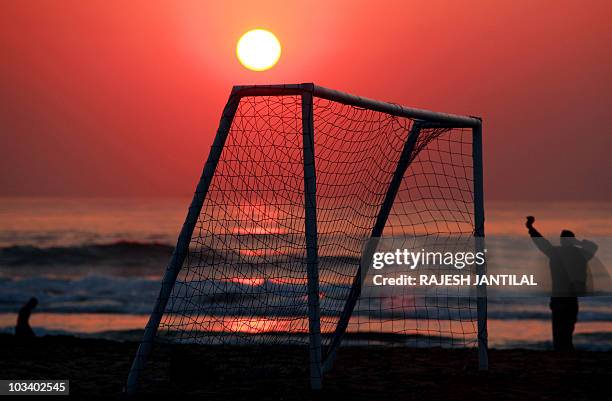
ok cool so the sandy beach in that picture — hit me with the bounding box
[1,333,611,400]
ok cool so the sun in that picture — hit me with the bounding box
[236,29,281,71]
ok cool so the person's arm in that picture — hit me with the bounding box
[526,216,553,256]
[580,239,598,261]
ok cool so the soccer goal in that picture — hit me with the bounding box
[126,83,487,393]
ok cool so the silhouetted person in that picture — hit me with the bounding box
[525,216,597,351]
[15,297,38,339]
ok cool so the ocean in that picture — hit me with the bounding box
[1,197,611,350]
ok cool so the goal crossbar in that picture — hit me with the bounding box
[233,83,481,127]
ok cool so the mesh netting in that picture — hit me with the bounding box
[159,94,477,349]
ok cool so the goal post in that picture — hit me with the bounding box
[301,91,323,389]
[125,89,241,394]
[126,83,487,393]
[473,123,489,370]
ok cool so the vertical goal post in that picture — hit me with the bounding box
[126,83,487,394]
[125,88,241,394]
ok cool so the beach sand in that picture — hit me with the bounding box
[1,333,610,400]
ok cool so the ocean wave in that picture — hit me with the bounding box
[0,275,160,314]
[0,241,174,267]
[1,274,611,322]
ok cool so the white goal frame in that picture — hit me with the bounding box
[126,83,488,393]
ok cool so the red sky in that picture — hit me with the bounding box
[1,0,611,201]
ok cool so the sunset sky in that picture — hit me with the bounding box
[1,0,611,201]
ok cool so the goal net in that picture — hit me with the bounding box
[127,83,486,392]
